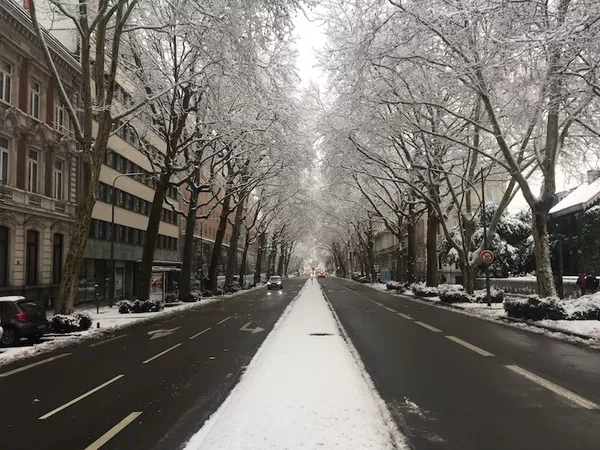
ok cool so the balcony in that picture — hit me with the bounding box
[0,185,76,217]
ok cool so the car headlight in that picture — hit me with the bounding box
[277,281,281,285]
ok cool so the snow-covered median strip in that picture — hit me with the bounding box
[184,280,407,450]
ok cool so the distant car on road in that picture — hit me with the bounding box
[267,276,283,290]
[317,271,326,278]
[0,296,49,346]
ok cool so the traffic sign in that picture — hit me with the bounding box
[480,250,494,264]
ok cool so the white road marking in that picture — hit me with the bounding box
[189,327,212,340]
[414,321,442,332]
[90,334,129,347]
[505,365,599,409]
[384,306,396,313]
[39,374,125,419]
[142,343,182,365]
[328,289,335,292]
[0,353,71,378]
[446,336,494,356]
[373,301,383,307]
[85,412,143,450]
[397,313,413,320]
[217,316,232,325]
[147,327,180,340]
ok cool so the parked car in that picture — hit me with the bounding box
[267,276,284,290]
[0,324,3,343]
[0,296,49,346]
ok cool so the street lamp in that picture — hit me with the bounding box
[110,171,149,306]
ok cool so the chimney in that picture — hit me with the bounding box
[588,169,600,184]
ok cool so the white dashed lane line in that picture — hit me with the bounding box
[0,353,71,378]
[217,316,233,325]
[39,374,125,420]
[396,312,412,320]
[384,306,396,313]
[445,336,494,356]
[189,327,212,340]
[505,365,599,409]
[414,321,442,333]
[90,334,129,347]
[85,412,143,450]
[142,343,182,365]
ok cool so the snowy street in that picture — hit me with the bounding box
[2,276,600,449]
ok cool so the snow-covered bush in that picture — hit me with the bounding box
[474,288,505,304]
[504,296,567,321]
[411,283,440,297]
[439,289,471,303]
[563,295,600,320]
[117,299,163,314]
[165,292,178,303]
[50,312,92,333]
[386,281,405,293]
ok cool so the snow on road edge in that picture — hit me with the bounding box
[320,286,409,450]
[182,281,309,448]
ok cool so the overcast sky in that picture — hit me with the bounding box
[293,8,327,88]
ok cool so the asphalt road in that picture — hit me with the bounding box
[0,278,305,450]
[320,277,600,450]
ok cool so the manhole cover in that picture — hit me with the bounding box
[309,333,334,336]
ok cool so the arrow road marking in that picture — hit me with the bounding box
[147,327,180,340]
[240,321,265,334]
[85,412,143,450]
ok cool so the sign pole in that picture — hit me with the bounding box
[481,172,491,307]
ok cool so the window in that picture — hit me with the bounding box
[127,227,134,244]
[0,226,8,286]
[127,193,134,210]
[117,190,124,207]
[106,150,114,167]
[0,60,12,103]
[53,159,64,199]
[55,99,65,131]
[26,230,39,285]
[119,225,125,242]
[0,136,9,184]
[52,233,63,284]
[27,150,38,193]
[134,197,141,212]
[30,80,41,119]
[98,221,106,239]
[99,183,107,202]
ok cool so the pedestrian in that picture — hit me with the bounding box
[584,272,598,294]
[310,270,314,285]
[577,272,586,295]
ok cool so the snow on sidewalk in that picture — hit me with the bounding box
[184,280,406,450]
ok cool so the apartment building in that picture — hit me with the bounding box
[0,0,80,301]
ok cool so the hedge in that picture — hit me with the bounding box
[503,296,567,321]
[50,312,93,333]
[117,299,163,314]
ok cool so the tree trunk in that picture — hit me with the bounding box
[239,228,250,287]
[461,263,476,294]
[426,207,439,287]
[179,184,199,302]
[208,193,232,292]
[406,219,417,284]
[138,174,169,301]
[532,205,557,297]
[224,197,245,290]
[59,158,99,314]
[254,232,266,284]
[277,242,286,275]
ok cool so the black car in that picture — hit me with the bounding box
[0,296,49,346]
[267,276,283,290]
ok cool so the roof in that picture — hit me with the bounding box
[0,296,26,302]
[549,178,600,217]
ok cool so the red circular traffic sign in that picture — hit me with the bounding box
[480,250,494,264]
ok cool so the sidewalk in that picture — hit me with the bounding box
[184,280,406,450]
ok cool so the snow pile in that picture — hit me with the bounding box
[562,295,600,320]
[184,281,406,450]
[549,178,600,217]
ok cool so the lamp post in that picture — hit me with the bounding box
[110,172,147,306]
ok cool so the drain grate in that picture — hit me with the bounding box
[309,333,334,336]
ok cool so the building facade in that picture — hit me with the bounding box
[0,0,80,302]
